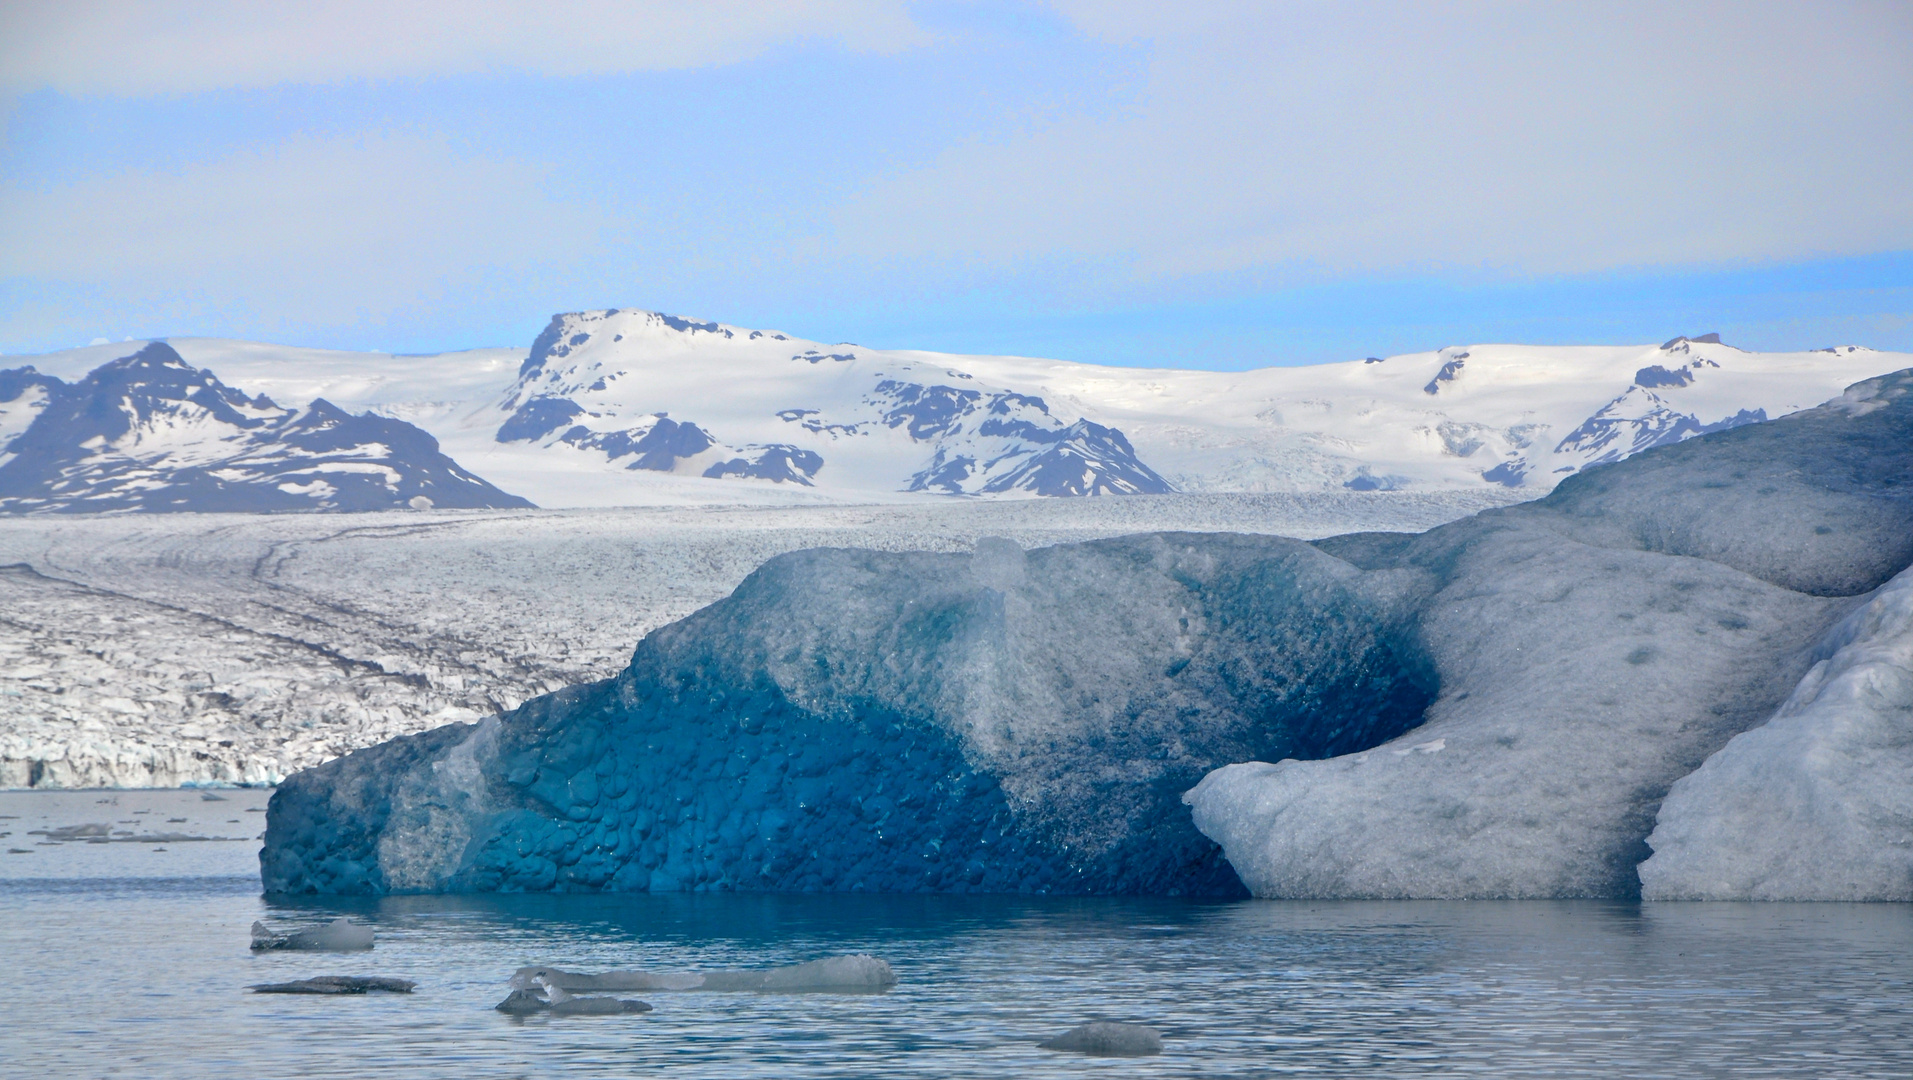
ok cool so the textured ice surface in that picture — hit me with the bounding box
[1186,370,1913,898]
[1638,563,1913,900]
[0,492,1517,789]
[262,529,1439,896]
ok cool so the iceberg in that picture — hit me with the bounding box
[1186,370,1913,898]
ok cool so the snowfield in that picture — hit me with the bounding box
[0,491,1520,789]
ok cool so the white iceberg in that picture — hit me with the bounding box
[1639,564,1913,900]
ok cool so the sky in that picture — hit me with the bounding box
[1,0,1910,369]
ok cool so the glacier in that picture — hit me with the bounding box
[261,369,1913,899]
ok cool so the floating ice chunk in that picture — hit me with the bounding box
[494,988,549,1014]
[250,917,374,952]
[511,954,896,994]
[510,965,703,992]
[1038,1022,1163,1056]
[1639,564,1913,900]
[733,954,897,992]
[248,976,414,994]
[540,977,653,1015]
[495,979,651,1015]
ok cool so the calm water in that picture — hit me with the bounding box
[4,789,1912,1079]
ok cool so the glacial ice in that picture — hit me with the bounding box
[1638,563,1913,900]
[261,370,1913,900]
[1186,370,1913,898]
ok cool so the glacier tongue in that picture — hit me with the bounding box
[263,532,1435,896]
[1638,563,1913,901]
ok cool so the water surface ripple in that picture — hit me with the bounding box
[2,792,1910,1078]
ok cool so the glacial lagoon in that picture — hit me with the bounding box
[4,788,1911,1079]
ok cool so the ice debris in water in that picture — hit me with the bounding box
[250,917,374,951]
[1038,1022,1164,1057]
[1185,369,1913,899]
[248,976,414,994]
[495,978,652,1016]
[510,954,896,994]
[260,370,1913,901]
[1639,561,1913,900]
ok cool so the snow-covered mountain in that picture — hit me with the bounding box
[490,310,1170,500]
[12,318,1906,507]
[0,343,531,513]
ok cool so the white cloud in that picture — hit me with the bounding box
[832,0,1913,279]
[0,131,609,324]
[0,0,926,95]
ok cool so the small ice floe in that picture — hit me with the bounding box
[200,792,229,801]
[495,977,652,1016]
[1037,1022,1164,1057]
[29,822,237,844]
[509,954,896,994]
[248,976,415,995]
[251,917,375,952]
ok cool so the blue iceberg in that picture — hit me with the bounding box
[263,532,1436,896]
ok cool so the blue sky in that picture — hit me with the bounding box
[2,1,1910,368]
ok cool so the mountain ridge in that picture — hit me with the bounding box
[0,343,532,513]
[10,315,1906,508]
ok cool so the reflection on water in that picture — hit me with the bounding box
[2,791,1911,1078]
